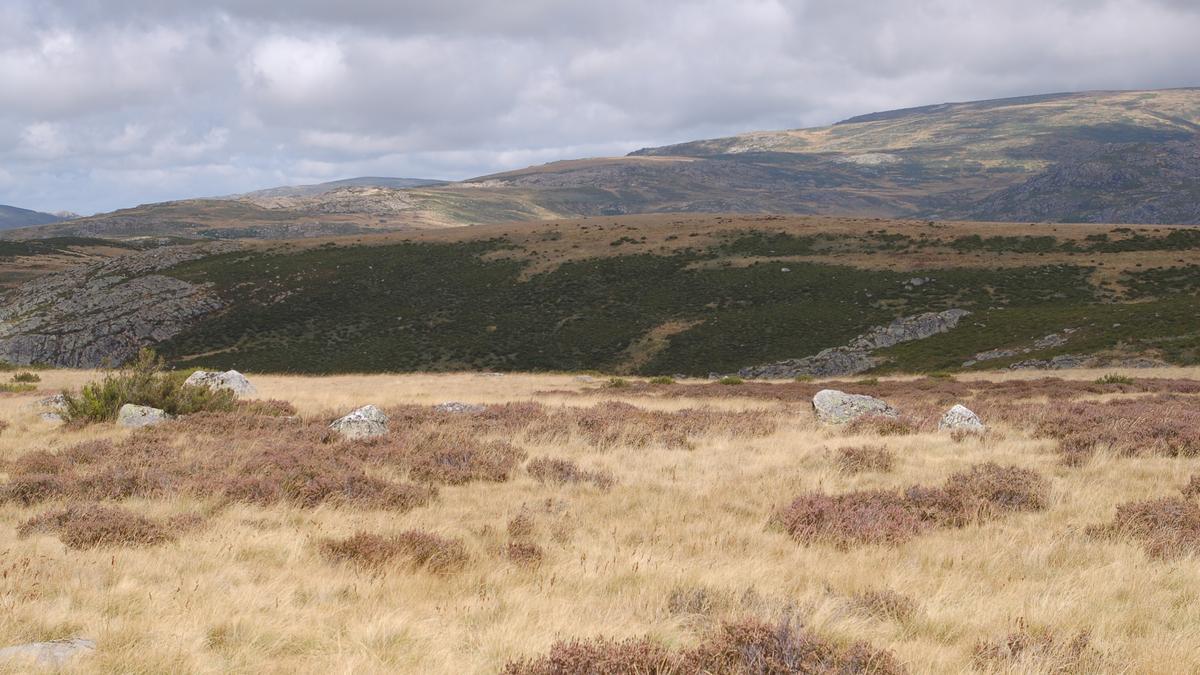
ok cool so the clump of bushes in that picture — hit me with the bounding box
[1095,373,1135,385]
[502,617,904,674]
[1088,476,1200,558]
[718,376,744,386]
[973,626,1106,672]
[772,463,1049,548]
[835,446,896,474]
[17,503,179,549]
[605,377,631,389]
[526,457,615,490]
[12,371,40,383]
[648,376,675,385]
[62,349,235,424]
[320,530,469,574]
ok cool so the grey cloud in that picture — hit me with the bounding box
[1,0,1198,214]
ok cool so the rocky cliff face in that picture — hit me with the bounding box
[738,309,970,379]
[0,244,235,367]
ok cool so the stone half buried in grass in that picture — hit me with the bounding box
[116,403,171,428]
[812,389,898,424]
[0,637,96,668]
[184,369,257,397]
[329,404,389,439]
[432,401,487,414]
[939,404,986,433]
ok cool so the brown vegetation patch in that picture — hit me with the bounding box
[845,590,919,623]
[503,617,904,674]
[506,541,545,567]
[1089,497,1200,559]
[526,457,615,489]
[973,626,1107,673]
[320,530,469,574]
[773,463,1048,548]
[835,446,896,474]
[1026,396,1200,463]
[17,503,177,549]
[845,414,919,436]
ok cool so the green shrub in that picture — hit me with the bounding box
[605,377,630,389]
[12,372,41,383]
[1095,373,1135,385]
[718,376,744,386]
[927,371,955,380]
[648,376,675,385]
[62,349,236,424]
[0,383,36,393]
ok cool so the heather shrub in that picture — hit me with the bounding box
[1088,497,1200,559]
[973,626,1106,673]
[718,376,744,386]
[526,457,615,490]
[406,438,526,484]
[835,446,896,474]
[1183,475,1200,500]
[320,530,469,574]
[503,618,904,674]
[507,511,536,539]
[0,473,66,505]
[62,349,235,424]
[648,376,675,385]
[846,414,917,436]
[846,590,918,623]
[506,541,545,567]
[17,503,174,549]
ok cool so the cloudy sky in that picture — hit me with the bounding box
[2,0,1199,215]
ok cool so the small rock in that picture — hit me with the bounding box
[0,638,96,668]
[40,411,65,424]
[184,369,257,396]
[116,404,171,428]
[780,267,791,272]
[938,404,985,433]
[433,401,486,414]
[812,389,898,424]
[38,394,69,412]
[329,405,388,439]
[573,375,597,384]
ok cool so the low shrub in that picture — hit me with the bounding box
[1088,496,1200,559]
[62,349,235,424]
[17,503,175,549]
[835,446,896,474]
[1095,373,1135,385]
[406,438,526,485]
[506,541,545,567]
[605,377,631,389]
[973,626,1106,673]
[718,376,744,386]
[0,382,35,393]
[503,618,904,674]
[320,530,469,574]
[526,457,615,490]
[507,511,536,539]
[648,376,676,385]
[11,372,40,383]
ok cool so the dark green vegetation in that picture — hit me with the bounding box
[156,222,1200,375]
[63,350,234,424]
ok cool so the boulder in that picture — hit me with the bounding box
[433,401,486,414]
[938,404,985,433]
[0,638,95,668]
[117,404,171,428]
[184,369,257,396]
[329,405,388,439]
[812,389,898,424]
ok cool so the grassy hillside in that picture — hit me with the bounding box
[142,215,1200,374]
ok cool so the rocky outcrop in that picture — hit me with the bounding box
[117,404,171,428]
[812,389,898,424]
[939,405,985,433]
[740,309,970,379]
[0,638,95,668]
[1010,354,1169,370]
[0,244,235,368]
[185,370,257,396]
[433,401,486,414]
[329,405,389,439]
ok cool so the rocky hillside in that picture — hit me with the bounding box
[3,215,1199,374]
[6,89,1200,241]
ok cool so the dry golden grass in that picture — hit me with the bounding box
[3,369,1200,672]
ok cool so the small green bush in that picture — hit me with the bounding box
[648,376,675,385]
[12,372,41,383]
[718,376,744,386]
[927,371,955,381]
[605,377,630,389]
[1095,373,1134,385]
[62,349,236,424]
[0,383,36,393]
[793,374,814,382]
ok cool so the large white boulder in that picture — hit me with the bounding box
[938,404,985,433]
[329,405,389,439]
[184,370,257,397]
[812,389,898,424]
[117,404,171,428]
[0,638,95,668]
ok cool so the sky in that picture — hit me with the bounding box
[2,0,1199,215]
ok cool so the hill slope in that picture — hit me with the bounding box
[0,204,66,230]
[3,214,1199,373]
[6,88,1200,241]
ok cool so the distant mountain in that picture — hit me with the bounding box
[7,88,1200,240]
[0,204,67,230]
[226,177,447,203]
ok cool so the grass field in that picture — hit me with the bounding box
[4,368,1200,672]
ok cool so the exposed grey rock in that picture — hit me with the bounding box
[1033,332,1070,349]
[329,405,388,439]
[0,638,95,668]
[1012,354,1169,370]
[939,404,985,433]
[573,375,597,383]
[812,389,898,424]
[36,393,68,412]
[185,369,257,396]
[117,404,171,428]
[740,309,970,379]
[0,244,236,368]
[433,401,486,414]
[40,412,65,424]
